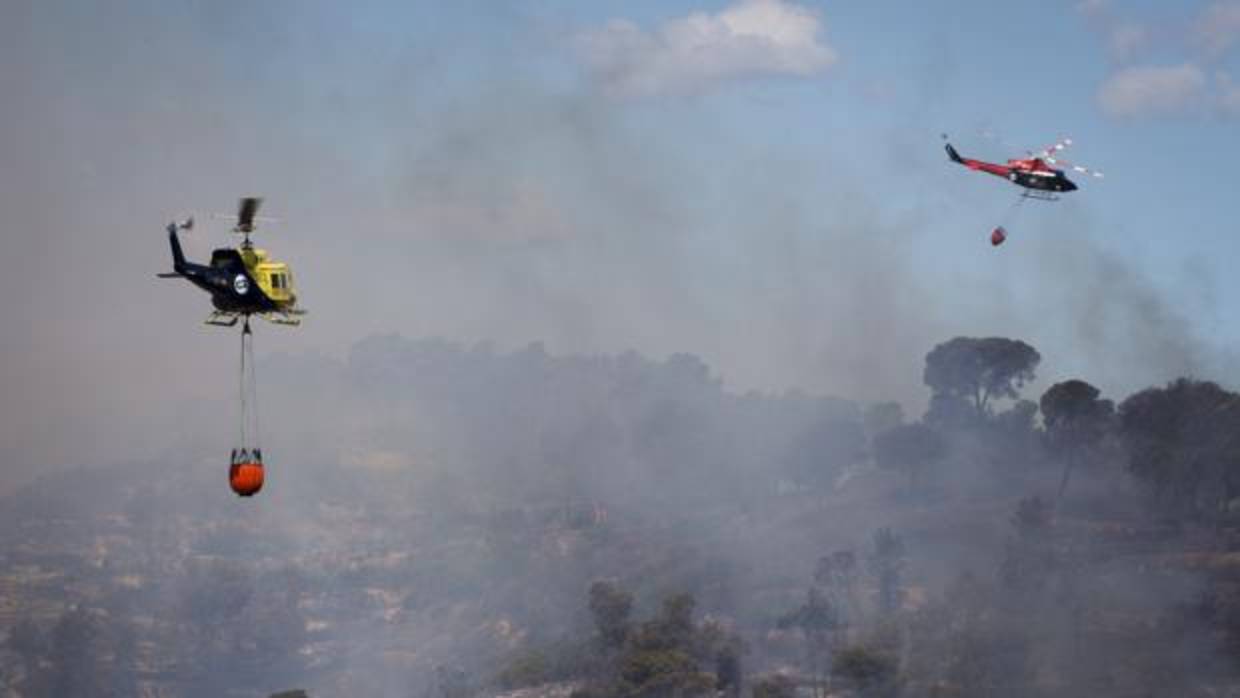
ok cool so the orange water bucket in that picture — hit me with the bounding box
[229,449,265,497]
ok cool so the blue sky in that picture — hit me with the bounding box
[2,0,1239,477]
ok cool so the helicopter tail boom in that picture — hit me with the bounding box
[167,222,188,273]
[160,219,212,281]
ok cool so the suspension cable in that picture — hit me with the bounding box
[239,317,249,451]
[248,321,260,454]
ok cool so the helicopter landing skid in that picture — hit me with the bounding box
[260,311,301,326]
[204,311,241,327]
[1021,191,1059,202]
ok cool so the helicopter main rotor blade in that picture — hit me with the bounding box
[1045,155,1104,178]
[236,197,263,232]
[1035,137,1073,160]
[211,212,279,224]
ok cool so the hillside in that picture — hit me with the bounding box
[2,335,1240,697]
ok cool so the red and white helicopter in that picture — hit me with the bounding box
[944,135,1103,201]
[944,134,1104,245]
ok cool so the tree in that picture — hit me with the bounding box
[778,586,841,697]
[752,674,797,698]
[620,592,715,698]
[434,665,470,698]
[815,550,859,624]
[939,617,1033,698]
[923,337,1041,418]
[993,399,1039,443]
[868,528,906,615]
[778,587,840,640]
[49,607,99,696]
[1119,378,1240,517]
[655,592,696,650]
[45,606,135,697]
[923,392,976,430]
[873,423,948,492]
[579,586,737,698]
[618,649,712,698]
[7,616,45,665]
[1040,379,1114,499]
[832,645,899,698]
[1010,495,1052,538]
[714,641,743,698]
[497,650,550,689]
[999,496,1055,595]
[170,560,306,692]
[589,580,634,649]
[6,617,46,694]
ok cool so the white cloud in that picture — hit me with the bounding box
[577,0,837,98]
[1083,3,1240,119]
[1074,0,1152,63]
[1097,63,1208,117]
[1194,1,1240,57]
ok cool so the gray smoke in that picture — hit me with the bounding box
[2,12,1238,697]
[1,2,1232,490]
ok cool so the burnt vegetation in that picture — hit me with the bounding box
[4,334,1240,696]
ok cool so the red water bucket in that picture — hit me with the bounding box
[229,449,265,497]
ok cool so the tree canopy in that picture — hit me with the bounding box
[1119,378,1240,517]
[1041,379,1115,498]
[923,337,1041,417]
[589,580,634,649]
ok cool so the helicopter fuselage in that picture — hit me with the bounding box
[162,223,300,320]
[945,143,1078,194]
[1001,159,1077,193]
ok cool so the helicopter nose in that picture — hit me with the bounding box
[1062,179,1078,192]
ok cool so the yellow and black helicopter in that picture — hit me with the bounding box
[158,197,304,496]
[158,197,305,327]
